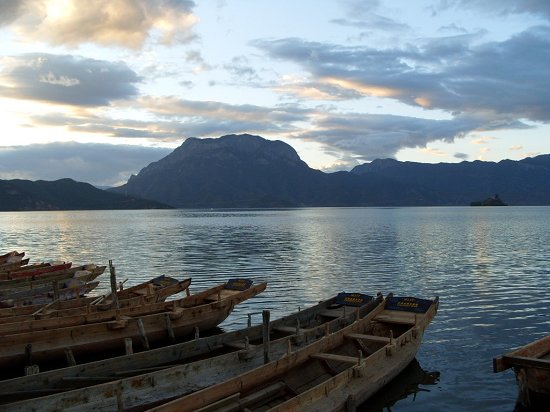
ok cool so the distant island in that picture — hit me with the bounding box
[470,194,508,206]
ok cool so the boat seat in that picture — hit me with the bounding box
[345,333,391,344]
[318,310,344,319]
[272,325,309,334]
[224,341,257,350]
[310,352,360,364]
[374,314,415,325]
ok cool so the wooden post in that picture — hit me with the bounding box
[64,348,76,366]
[164,313,176,343]
[263,310,270,364]
[24,344,39,375]
[345,394,356,412]
[136,318,150,350]
[109,260,119,309]
[124,338,133,355]
[24,344,32,366]
[52,281,60,301]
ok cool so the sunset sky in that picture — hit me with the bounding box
[0,0,549,186]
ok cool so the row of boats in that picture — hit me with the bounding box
[4,249,547,410]
[0,250,443,411]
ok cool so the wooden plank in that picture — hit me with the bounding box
[345,333,391,344]
[310,352,359,364]
[272,325,305,334]
[374,315,415,325]
[502,355,550,371]
[318,310,344,319]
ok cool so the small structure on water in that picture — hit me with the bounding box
[470,194,507,206]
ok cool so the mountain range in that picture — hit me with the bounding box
[0,178,169,211]
[2,134,550,211]
[111,134,550,207]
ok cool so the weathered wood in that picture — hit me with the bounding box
[64,348,76,367]
[0,281,267,371]
[109,260,119,310]
[136,318,150,350]
[1,297,386,411]
[164,313,176,343]
[0,292,384,406]
[124,338,133,355]
[346,333,391,344]
[502,355,550,371]
[147,295,438,412]
[0,278,192,333]
[263,310,270,364]
[310,352,360,364]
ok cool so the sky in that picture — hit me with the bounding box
[0,0,549,187]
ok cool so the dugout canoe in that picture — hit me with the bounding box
[0,292,383,408]
[0,274,189,322]
[0,277,191,334]
[0,262,72,280]
[0,281,100,309]
[0,264,105,296]
[0,278,266,372]
[0,259,30,273]
[493,335,550,410]
[150,295,438,412]
[0,252,25,265]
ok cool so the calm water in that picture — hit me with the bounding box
[1,207,550,411]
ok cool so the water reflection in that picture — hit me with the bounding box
[358,359,440,412]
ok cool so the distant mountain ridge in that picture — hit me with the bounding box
[110,134,550,207]
[4,134,550,211]
[0,178,170,211]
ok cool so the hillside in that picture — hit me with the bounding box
[112,134,410,207]
[0,178,171,211]
[112,134,550,207]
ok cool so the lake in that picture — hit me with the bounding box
[1,207,549,411]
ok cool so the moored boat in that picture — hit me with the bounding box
[0,274,188,322]
[0,291,383,408]
[0,262,72,280]
[0,278,267,373]
[0,277,192,334]
[0,280,100,309]
[0,264,105,297]
[0,258,30,273]
[493,335,550,410]
[149,295,438,412]
[0,252,25,265]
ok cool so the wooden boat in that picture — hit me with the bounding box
[0,274,189,322]
[0,292,384,408]
[0,278,267,372]
[0,264,105,296]
[493,335,550,410]
[0,252,25,265]
[148,295,438,412]
[0,259,30,273]
[0,262,72,280]
[0,281,100,309]
[0,277,192,334]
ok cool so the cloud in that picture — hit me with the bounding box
[0,0,24,25]
[454,152,469,160]
[437,1,550,21]
[254,26,550,123]
[139,96,310,135]
[0,53,140,106]
[296,112,485,162]
[2,0,197,49]
[0,142,172,186]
